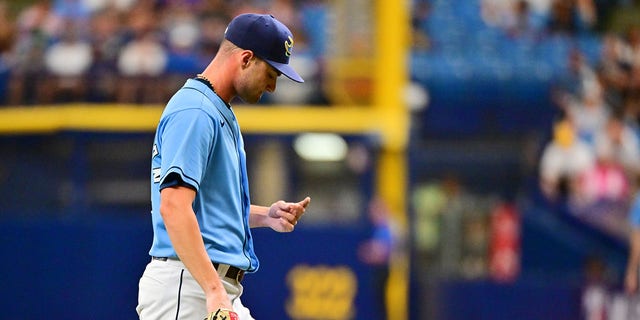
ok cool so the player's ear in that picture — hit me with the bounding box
[241,51,254,69]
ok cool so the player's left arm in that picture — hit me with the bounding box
[249,197,310,232]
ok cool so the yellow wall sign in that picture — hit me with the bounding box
[286,265,357,320]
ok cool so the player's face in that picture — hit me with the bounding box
[236,57,279,104]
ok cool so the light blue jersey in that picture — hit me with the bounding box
[148,79,258,272]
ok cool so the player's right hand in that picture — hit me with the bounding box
[205,289,233,317]
[204,308,238,320]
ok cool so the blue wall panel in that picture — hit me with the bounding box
[0,217,383,320]
[0,216,152,319]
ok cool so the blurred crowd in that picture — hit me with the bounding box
[411,0,616,54]
[481,0,599,37]
[529,2,640,316]
[0,0,326,105]
[409,0,640,239]
[408,2,640,316]
[538,17,640,237]
[4,0,633,107]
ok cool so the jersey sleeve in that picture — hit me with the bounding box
[158,108,217,191]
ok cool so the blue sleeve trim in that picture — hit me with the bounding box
[160,172,197,191]
[160,166,199,191]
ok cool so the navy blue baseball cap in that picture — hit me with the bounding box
[224,13,304,83]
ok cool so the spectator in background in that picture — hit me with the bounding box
[575,142,630,214]
[161,1,204,92]
[552,48,599,106]
[570,116,635,237]
[8,0,60,105]
[0,0,15,105]
[270,0,300,30]
[618,26,640,80]
[582,255,612,320]
[526,0,552,16]
[481,0,515,29]
[596,33,633,109]
[41,19,93,103]
[539,117,596,204]
[116,2,167,104]
[0,1,14,55]
[358,197,398,320]
[411,0,431,51]
[481,0,545,38]
[504,0,546,38]
[553,48,611,146]
[161,1,201,58]
[596,26,640,106]
[87,7,126,102]
[593,114,640,179]
[562,112,640,222]
[196,12,231,59]
[629,26,640,64]
[557,78,611,146]
[411,174,462,266]
[546,0,597,35]
[621,92,640,140]
[196,0,231,16]
[632,62,640,93]
[413,174,487,279]
[17,0,64,38]
[82,0,136,13]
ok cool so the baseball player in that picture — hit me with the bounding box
[136,13,310,320]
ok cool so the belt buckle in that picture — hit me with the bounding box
[214,262,243,282]
[235,269,245,282]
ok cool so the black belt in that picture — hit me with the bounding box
[151,256,245,282]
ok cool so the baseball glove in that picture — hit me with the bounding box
[204,308,239,320]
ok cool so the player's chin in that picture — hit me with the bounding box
[239,92,263,104]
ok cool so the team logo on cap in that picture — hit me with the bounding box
[284,36,294,57]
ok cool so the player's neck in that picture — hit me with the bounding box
[200,65,235,104]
